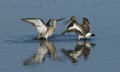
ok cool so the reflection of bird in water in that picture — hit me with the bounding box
[21,17,65,40]
[61,41,96,63]
[61,16,95,40]
[23,40,58,65]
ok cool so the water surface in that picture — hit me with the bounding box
[0,0,120,72]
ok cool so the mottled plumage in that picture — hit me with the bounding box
[61,16,95,39]
[22,17,65,40]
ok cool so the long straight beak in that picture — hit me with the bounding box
[56,17,66,21]
[63,19,71,25]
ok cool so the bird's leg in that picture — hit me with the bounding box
[37,34,41,40]
[74,29,78,35]
[45,36,48,40]
[61,29,69,35]
[37,33,43,40]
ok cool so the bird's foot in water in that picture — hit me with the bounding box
[60,32,65,35]
[32,37,46,40]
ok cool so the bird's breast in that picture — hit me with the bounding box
[37,26,47,33]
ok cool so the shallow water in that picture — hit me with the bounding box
[0,0,120,72]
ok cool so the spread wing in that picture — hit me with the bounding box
[46,19,52,26]
[81,17,90,32]
[21,18,48,34]
[21,18,46,27]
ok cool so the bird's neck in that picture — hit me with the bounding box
[52,21,57,29]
